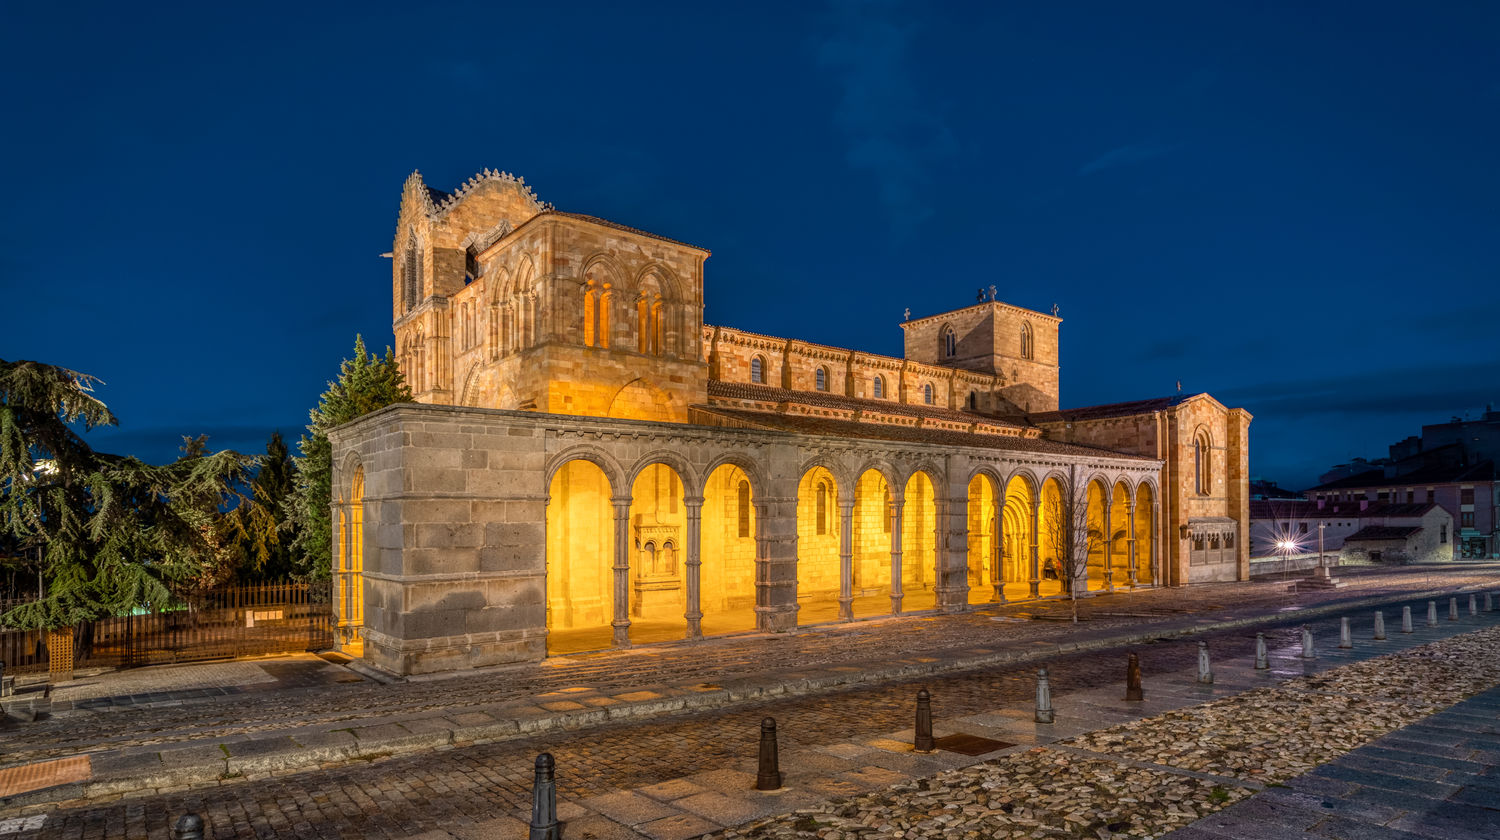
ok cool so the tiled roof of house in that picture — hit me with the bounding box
[706,380,1032,430]
[1249,500,1440,520]
[1306,461,1496,491]
[1030,394,1203,424]
[691,404,1156,461]
[1344,525,1423,541]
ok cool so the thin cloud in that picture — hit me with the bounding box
[1077,142,1181,177]
[817,0,955,227]
[1217,360,1500,420]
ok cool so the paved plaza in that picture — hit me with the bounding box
[1,565,1499,838]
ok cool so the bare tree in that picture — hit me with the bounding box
[1041,471,1101,623]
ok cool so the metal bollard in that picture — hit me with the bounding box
[1449,597,1459,622]
[1254,633,1268,670]
[172,814,205,840]
[1469,594,1478,616]
[1373,610,1386,641]
[755,717,783,791]
[1339,617,1352,649]
[1197,641,1213,684]
[1402,605,1413,634]
[529,753,561,840]
[1300,625,1316,659]
[1427,601,1438,627]
[914,689,935,753]
[1125,652,1144,701]
[1035,667,1055,723]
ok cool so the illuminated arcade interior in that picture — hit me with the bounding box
[533,459,1156,656]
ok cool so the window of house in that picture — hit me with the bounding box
[1377,491,1388,502]
[1461,488,1475,505]
[923,383,934,404]
[815,367,828,391]
[1406,490,1414,503]
[1461,511,1475,528]
[1427,489,1435,503]
[872,375,884,399]
[737,480,751,538]
[750,356,764,384]
[1299,522,1308,534]
[1441,524,1448,544]
[1194,434,1212,496]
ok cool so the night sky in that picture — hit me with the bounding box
[4,1,1497,491]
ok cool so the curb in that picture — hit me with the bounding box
[3,584,1495,813]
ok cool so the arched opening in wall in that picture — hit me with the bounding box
[796,467,840,625]
[923,383,934,405]
[872,375,884,399]
[1135,484,1156,586]
[700,465,758,636]
[942,326,956,358]
[608,379,671,421]
[1003,475,1057,599]
[902,471,938,611]
[1020,322,1034,360]
[546,459,616,656]
[337,465,365,657]
[1110,482,1132,588]
[966,473,1001,605]
[751,356,765,384]
[628,463,688,644]
[851,469,892,618]
[815,367,829,391]
[966,392,978,411]
[1039,477,1071,595]
[1194,431,1213,496]
[403,230,420,311]
[1085,479,1108,592]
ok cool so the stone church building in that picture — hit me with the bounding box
[328,169,1252,676]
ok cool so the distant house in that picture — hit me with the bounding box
[1341,504,1453,565]
[1305,461,1494,559]
[1249,499,1452,562]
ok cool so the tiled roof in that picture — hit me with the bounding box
[1306,461,1496,491]
[1249,500,1439,520]
[1030,394,1202,424]
[691,405,1157,461]
[706,380,1030,429]
[1344,525,1423,541]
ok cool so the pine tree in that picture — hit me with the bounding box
[1,359,253,629]
[288,336,410,580]
[226,431,300,581]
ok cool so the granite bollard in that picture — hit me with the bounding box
[1427,601,1438,627]
[914,689,935,753]
[1197,641,1213,684]
[1402,606,1414,634]
[1300,625,1316,659]
[1035,667,1055,723]
[1338,617,1352,649]
[1373,610,1386,641]
[1125,652,1144,701]
[1254,633,1268,670]
[756,718,783,791]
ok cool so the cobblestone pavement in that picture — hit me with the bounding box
[8,585,1500,839]
[3,565,1496,772]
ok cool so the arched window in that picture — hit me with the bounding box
[750,356,764,384]
[1194,432,1212,495]
[815,367,828,391]
[598,284,612,348]
[583,281,597,347]
[816,481,829,535]
[737,480,751,538]
[872,375,884,399]
[1020,322,1034,360]
[923,383,934,405]
[943,326,957,358]
[402,232,420,311]
[967,391,977,411]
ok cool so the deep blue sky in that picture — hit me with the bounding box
[4,1,1497,490]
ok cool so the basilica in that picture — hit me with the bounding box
[327,169,1252,676]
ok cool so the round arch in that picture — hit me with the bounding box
[544,446,627,499]
[627,451,703,500]
[796,464,843,625]
[546,458,619,655]
[699,462,760,637]
[900,468,940,612]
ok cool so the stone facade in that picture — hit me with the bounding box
[326,169,1253,676]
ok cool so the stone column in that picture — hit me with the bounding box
[684,495,704,639]
[838,498,855,621]
[1102,501,1114,592]
[611,498,632,648]
[1126,507,1138,588]
[1152,498,1162,586]
[992,504,1006,604]
[755,493,800,632]
[889,496,905,615]
[1028,495,1042,599]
